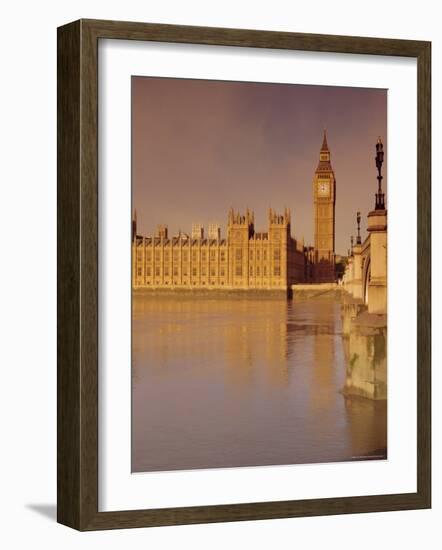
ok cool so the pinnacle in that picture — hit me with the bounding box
[320,129,329,152]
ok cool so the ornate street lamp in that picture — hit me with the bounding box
[356,211,361,244]
[375,137,385,210]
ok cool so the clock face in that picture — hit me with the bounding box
[318,181,330,196]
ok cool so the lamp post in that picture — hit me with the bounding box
[356,211,361,245]
[350,236,354,256]
[375,137,385,210]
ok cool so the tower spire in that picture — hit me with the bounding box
[316,129,331,170]
[321,128,329,152]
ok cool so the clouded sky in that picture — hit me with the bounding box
[132,77,387,255]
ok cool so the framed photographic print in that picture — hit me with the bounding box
[57,19,431,530]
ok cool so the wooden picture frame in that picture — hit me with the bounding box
[57,18,431,530]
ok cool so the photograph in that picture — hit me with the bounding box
[131,76,388,473]
[0,0,434,541]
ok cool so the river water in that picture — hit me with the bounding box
[132,294,387,472]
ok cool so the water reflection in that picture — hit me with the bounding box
[132,294,387,472]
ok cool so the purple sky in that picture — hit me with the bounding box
[132,77,387,255]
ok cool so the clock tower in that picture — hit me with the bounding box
[313,130,336,282]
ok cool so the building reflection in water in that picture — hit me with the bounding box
[132,294,387,472]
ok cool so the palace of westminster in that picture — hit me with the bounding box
[132,132,337,290]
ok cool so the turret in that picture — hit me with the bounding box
[227,208,255,238]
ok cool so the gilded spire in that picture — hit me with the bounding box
[320,129,329,152]
[316,129,333,172]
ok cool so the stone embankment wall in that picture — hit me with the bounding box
[341,294,387,400]
[291,283,342,300]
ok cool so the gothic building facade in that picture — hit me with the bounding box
[132,132,336,290]
[132,207,308,290]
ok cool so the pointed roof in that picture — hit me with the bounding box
[316,129,333,173]
[320,129,329,152]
